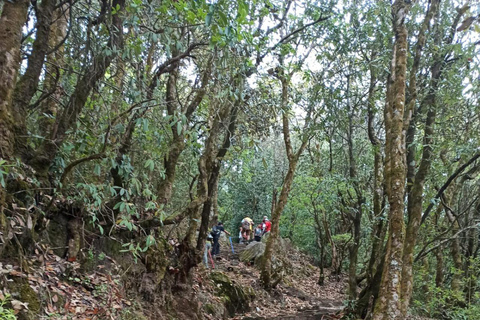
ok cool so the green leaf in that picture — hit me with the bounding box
[205,12,213,26]
[218,11,228,27]
[94,164,101,176]
[143,119,149,132]
[177,122,182,136]
[144,159,154,171]
[146,235,155,247]
[262,158,268,169]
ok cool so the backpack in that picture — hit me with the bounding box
[211,226,221,238]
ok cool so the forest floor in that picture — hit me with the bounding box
[196,240,346,320]
[0,239,434,319]
[0,239,347,319]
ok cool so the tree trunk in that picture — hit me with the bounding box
[373,2,410,319]
[0,0,30,253]
[157,66,183,206]
[157,60,211,206]
[400,4,444,313]
[465,194,480,303]
[401,2,467,311]
[401,105,436,313]
[365,56,386,288]
[261,155,297,290]
[270,188,277,217]
[196,103,239,251]
[348,215,360,299]
[313,207,326,286]
[261,72,308,290]
[317,232,325,286]
[196,166,220,250]
[177,104,229,283]
[435,245,444,288]
[156,140,184,205]
[444,196,463,295]
[33,0,126,175]
[434,206,444,288]
[0,0,30,160]
[345,72,363,300]
[356,255,385,319]
[12,0,57,159]
[323,210,340,276]
[38,5,70,140]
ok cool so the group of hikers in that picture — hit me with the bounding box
[239,215,271,243]
[203,216,272,268]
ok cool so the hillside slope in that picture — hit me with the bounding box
[0,237,346,320]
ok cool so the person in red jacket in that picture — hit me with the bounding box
[262,216,272,234]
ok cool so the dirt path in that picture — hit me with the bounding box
[211,239,345,320]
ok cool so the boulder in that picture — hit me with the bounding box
[241,235,294,286]
[210,271,255,317]
[240,241,265,265]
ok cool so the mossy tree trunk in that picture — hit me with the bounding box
[32,0,126,176]
[11,0,57,159]
[38,4,70,140]
[157,56,211,206]
[364,56,387,304]
[261,69,309,290]
[373,1,410,319]
[313,205,326,285]
[401,2,467,313]
[177,102,231,283]
[0,0,29,161]
[196,102,239,251]
[0,0,30,255]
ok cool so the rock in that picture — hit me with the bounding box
[210,271,255,317]
[242,235,294,287]
[240,241,265,265]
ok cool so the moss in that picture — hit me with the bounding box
[120,310,148,320]
[204,303,216,315]
[210,271,254,317]
[6,277,41,320]
[144,238,169,283]
[7,179,33,208]
[45,215,68,257]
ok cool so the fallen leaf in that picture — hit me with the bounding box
[11,299,29,311]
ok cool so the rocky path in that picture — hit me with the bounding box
[210,238,345,320]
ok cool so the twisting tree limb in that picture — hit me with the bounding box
[60,153,106,185]
[414,224,480,262]
[421,152,480,224]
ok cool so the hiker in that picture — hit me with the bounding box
[241,216,254,242]
[262,216,272,234]
[211,222,230,256]
[238,226,243,244]
[254,224,263,242]
[203,234,213,268]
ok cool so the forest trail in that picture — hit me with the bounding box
[207,239,345,320]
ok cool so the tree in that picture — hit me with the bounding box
[373,1,411,319]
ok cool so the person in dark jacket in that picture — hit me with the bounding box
[210,222,230,256]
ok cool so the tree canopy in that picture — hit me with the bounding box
[1,0,480,319]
